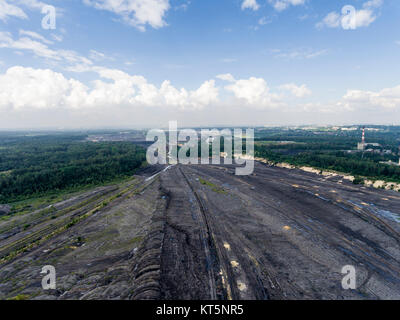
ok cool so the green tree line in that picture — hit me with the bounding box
[255,147,400,183]
[0,137,146,203]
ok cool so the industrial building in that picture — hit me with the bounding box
[357,127,382,151]
[354,128,400,166]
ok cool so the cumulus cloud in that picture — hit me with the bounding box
[0,66,219,111]
[0,66,87,110]
[0,66,305,112]
[341,85,400,110]
[1,64,398,127]
[268,0,305,11]
[83,0,171,31]
[221,75,283,108]
[241,0,259,11]
[300,84,400,114]
[0,0,28,21]
[279,83,311,97]
[317,0,383,29]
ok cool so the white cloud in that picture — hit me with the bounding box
[272,48,328,59]
[220,58,237,63]
[14,0,47,10]
[19,29,53,44]
[258,16,272,25]
[0,66,88,110]
[280,83,311,97]
[1,64,398,126]
[51,34,64,42]
[222,76,283,108]
[363,0,383,9]
[89,49,110,61]
[0,66,219,111]
[0,31,57,59]
[174,1,190,11]
[189,80,219,107]
[125,60,136,66]
[216,73,235,82]
[300,84,400,114]
[317,0,383,29]
[341,85,400,110]
[268,0,305,12]
[0,0,50,21]
[241,0,259,11]
[305,49,328,59]
[0,31,92,68]
[0,0,27,21]
[316,12,340,28]
[298,14,309,21]
[351,9,377,28]
[83,0,171,31]
[0,66,303,112]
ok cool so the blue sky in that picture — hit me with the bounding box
[0,0,399,128]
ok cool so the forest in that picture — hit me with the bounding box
[0,133,147,203]
[254,126,400,183]
[1,126,400,203]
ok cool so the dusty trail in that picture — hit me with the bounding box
[158,166,221,299]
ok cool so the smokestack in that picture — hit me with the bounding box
[362,127,365,144]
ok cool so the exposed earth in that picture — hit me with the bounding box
[1,161,400,300]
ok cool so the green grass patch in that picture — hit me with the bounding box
[7,294,30,300]
[199,178,227,194]
[0,175,134,222]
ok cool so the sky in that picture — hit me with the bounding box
[0,0,400,129]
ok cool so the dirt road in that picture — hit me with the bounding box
[158,162,400,299]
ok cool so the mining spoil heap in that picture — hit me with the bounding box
[1,162,400,300]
